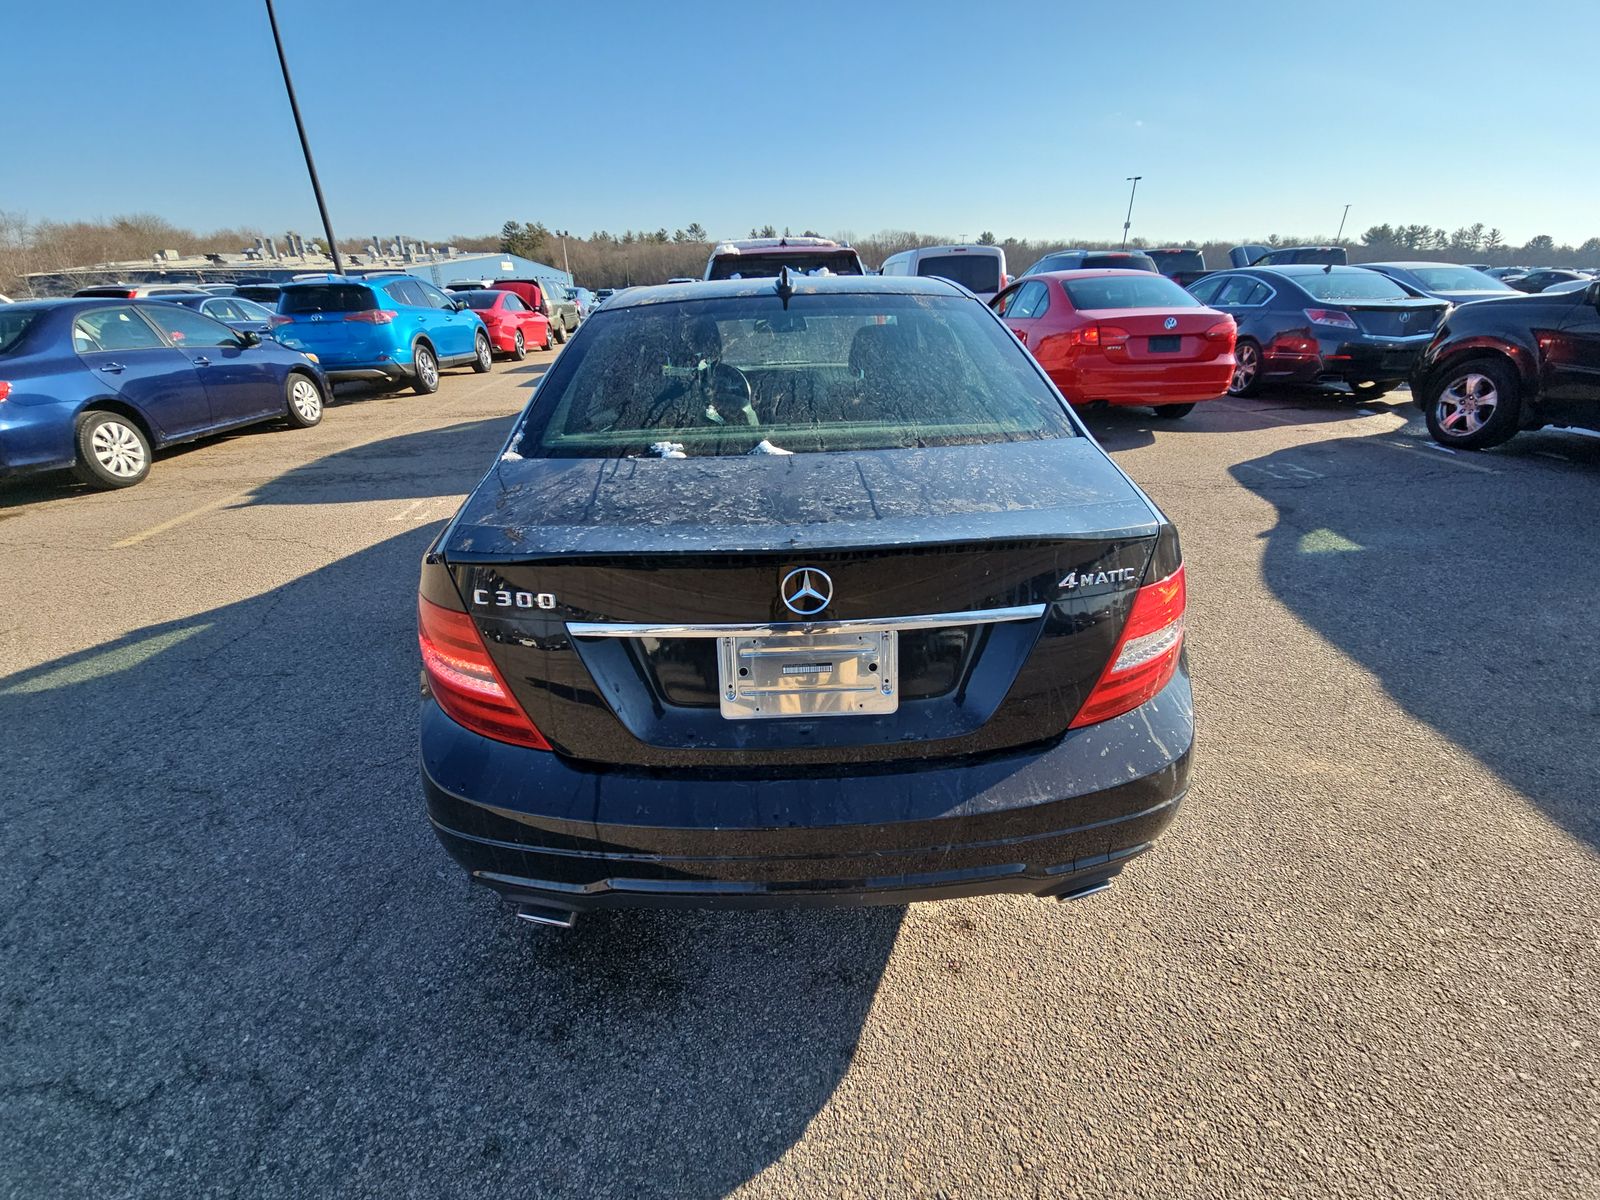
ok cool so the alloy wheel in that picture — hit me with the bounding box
[1436,372,1498,437]
[477,336,491,370]
[1232,344,1258,392]
[91,420,146,478]
[418,350,438,388]
[514,331,525,356]
[290,377,321,422]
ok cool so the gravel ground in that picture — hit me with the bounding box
[2,353,1596,1199]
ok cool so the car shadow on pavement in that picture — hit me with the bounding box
[0,416,902,1198]
[1078,386,1404,452]
[1230,434,1600,853]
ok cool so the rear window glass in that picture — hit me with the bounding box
[459,292,500,310]
[0,308,40,355]
[1081,253,1157,272]
[514,293,1074,458]
[916,254,1002,293]
[1147,249,1204,272]
[1296,270,1410,301]
[707,252,864,280]
[1064,275,1201,310]
[279,285,374,314]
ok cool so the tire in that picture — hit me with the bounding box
[73,410,151,489]
[1153,403,1196,419]
[284,372,324,428]
[471,331,492,374]
[1228,340,1263,397]
[510,329,527,361]
[1423,356,1522,450]
[412,343,440,395]
[542,324,553,351]
[553,321,567,345]
[1349,380,1394,400]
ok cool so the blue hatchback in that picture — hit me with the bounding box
[272,274,493,393]
[0,299,328,490]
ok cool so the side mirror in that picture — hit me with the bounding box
[451,298,467,311]
[238,330,261,347]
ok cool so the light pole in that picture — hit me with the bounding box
[264,0,342,275]
[1121,176,1142,250]
[1335,203,1352,243]
[559,230,572,282]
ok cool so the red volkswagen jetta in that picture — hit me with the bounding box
[992,270,1235,418]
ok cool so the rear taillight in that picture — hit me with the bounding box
[345,309,398,324]
[270,314,294,327]
[1304,308,1358,329]
[1070,564,1186,728]
[0,382,11,402]
[1066,323,1131,348]
[1204,318,1236,341]
[418,596,551,749]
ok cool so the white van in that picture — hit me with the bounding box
[876,244,1009,301]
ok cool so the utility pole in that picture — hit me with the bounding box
[1335,204,1352,243]
[264,0,343,275]
[1121,176,1143,250]
[560,230,572,282]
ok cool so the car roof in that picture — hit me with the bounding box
[278,275,378,290]
[1246,264,1369,277]
[600,273,963,311]
[1359,261,1472,270]
[1028,269,1169,281]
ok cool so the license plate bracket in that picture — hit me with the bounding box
[717,629,898,719]
[1148,335,1182,353]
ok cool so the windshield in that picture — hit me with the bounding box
[1147,250,1204,272]
[279,285,374,314]
[458,291,501,310]
[513,292,1074,458]
[0,308,40,355]
[1297,270,1411,301]
[1409,266,1514,292]
[916,254,1002,293]
[1065,275,1201,310]
[707,251,864,280]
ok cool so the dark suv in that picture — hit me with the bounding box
[1410,280,1600,448]
[1146,248,1207,287]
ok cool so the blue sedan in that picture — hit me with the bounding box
[0,299,328,490]
[154,292,280,335]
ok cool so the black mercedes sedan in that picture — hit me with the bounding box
[417,274,1193,925]
[1188,265,1449,399]
[1411,279,1600,449]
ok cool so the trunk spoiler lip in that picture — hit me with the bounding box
[566,603,1049,640]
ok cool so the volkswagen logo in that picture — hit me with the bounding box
[1163,316,1178,331]
[780,567,833,616]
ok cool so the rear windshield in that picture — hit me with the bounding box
[1297,271,1412,301]
[458,291,500,310]
[1146,249,1204,272]
[1263,248,1346,266]
[513,292,1074,458]
[1409,266,1515,292]
[279,284,375,314]
[707,251,864,280]
[0,308,40,355]
[1065,275,1201,310]
[916,253,1002,293]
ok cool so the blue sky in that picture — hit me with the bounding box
[11,0,1598,246]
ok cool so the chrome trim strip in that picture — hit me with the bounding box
[567,603,1048,640]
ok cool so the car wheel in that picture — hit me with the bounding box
[553,321,566,345]
[510,330,527,361]
[73,410,151,489]
[542,325,553,351]
[1152,403,1196,419]
[1228,340,1263,397]
[284,372,324,428]
[1424,356,1521,450]
[412,343,440,395]
[1350,380,1393,400]
[471,331,493,374]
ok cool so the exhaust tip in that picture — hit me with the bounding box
[514,902,578,929]
[1056,879,1113,903]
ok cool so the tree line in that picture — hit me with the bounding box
[6,210,1600,296]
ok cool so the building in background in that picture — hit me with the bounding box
[22,237,573,298]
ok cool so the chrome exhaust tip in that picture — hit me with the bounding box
[1056,879,1113,903]
[514,902,578,929]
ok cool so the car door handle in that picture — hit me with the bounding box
[192,356,211,366]
[99,362,126,373]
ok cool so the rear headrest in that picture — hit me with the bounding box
[848,323,905,375]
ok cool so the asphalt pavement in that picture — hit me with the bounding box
[3,354,1597,1199]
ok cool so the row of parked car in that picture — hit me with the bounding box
[0,271,585,491]
[682,236,1600,451]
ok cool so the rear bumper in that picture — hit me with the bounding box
[1053,361,1234,406]
[1265,336,1431,386]
[420,668,1194,912]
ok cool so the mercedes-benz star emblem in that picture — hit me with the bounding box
[780,567,833,616]
[1163,316,1178,330]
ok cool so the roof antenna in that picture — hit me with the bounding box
[775,265,794,309]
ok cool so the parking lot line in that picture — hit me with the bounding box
[111,489,257,548]
[1366,437,1498,475]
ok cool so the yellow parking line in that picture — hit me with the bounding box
[112,490,256,548]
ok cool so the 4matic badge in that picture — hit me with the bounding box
[1059,568,1139,591]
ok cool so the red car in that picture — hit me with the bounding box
[992,270,1236,418]
[456,289,552,359]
